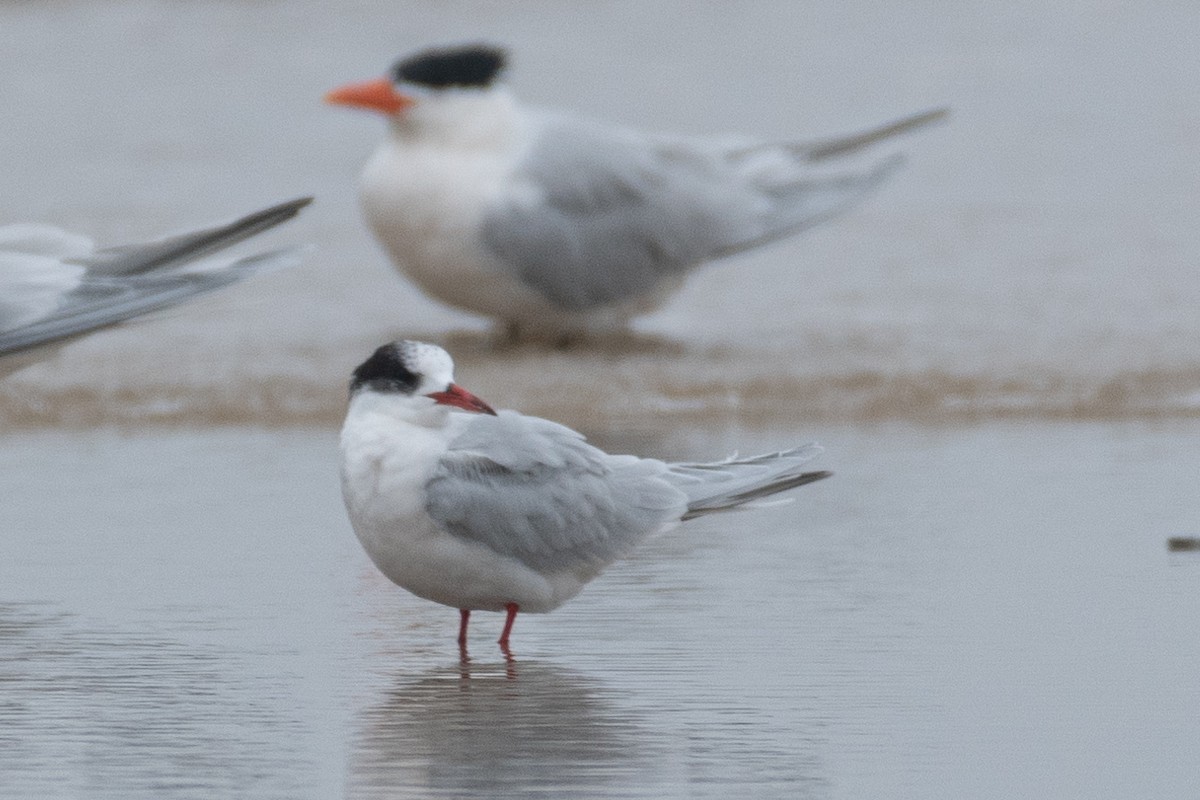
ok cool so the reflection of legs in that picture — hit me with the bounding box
[458,609,470,646]
[498,602,519,647]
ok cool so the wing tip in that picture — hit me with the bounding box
[805,105,950,162]
[226,195,314,233]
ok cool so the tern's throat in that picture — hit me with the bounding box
[390,87,521,151]
[345,390,453,431]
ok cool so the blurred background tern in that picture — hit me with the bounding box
[327,44,946,341]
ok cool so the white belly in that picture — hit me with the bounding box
[359,144,553,319]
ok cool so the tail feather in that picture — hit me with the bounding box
[665,444,831,520]
[701,107,946,263]
[713,149,907,263]
[751,153,904,247]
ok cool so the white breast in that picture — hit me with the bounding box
[357,96,558,322]
[339,395,449,570]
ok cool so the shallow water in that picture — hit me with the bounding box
[2,424,1197,799]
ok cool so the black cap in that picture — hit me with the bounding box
[350,342,420,395]
[392,44,507,89]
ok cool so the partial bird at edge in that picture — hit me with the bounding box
[0,197,312,374]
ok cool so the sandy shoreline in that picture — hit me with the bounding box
[5,330,1200,429]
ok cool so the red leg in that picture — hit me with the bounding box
[458,609,470,646]
[498,602,519,648]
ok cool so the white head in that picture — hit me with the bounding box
[349,339,496,415]
[325,44,516,145]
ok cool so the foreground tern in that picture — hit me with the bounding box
[339,339,830,649]
[327,44,946,339]
[0,197,311,376]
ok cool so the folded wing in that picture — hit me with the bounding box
[425,411,688,573]
[481,108,945,310]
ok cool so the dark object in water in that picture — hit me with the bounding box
[1166,536,1200,552]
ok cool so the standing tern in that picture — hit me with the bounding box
[0,197,311,376]
[339,339,831,650]
[326,44,946,339]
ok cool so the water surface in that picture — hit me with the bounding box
[2,425,1197,799]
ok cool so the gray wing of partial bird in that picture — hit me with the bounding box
[0,197,311,359]
[424,410,688,573]
[0,248,304,357]
[76,197,312,275]
[480,108,947,310]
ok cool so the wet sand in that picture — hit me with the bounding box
[7,329,1200,431]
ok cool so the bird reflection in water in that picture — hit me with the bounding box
[460,626,518,678]
[347,659,664,799]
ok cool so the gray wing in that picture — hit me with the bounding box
[0,249,302,357]
[425,411,688,573]
[793,107,948,162]
[480,109,944,310]
[0,198,311,359]
[76,197,312,276]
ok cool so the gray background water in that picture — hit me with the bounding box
[2,1,1199,798]
[2,0,1199,425]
